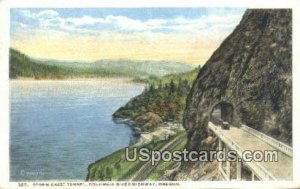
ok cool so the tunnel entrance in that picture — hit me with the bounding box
[210,102,234,124]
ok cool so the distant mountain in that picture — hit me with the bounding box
[10,49,194,79]
[38,58,194,77]
[9,49,65,79]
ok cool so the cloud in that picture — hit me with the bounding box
[16,9,244,34]
[20,10,36,19]
[37,10,59,18]
[11,8,246,65]
[13,22,28,28]
[63,16,107,26]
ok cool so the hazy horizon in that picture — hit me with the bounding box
[10,8,246,66]
[11,50,196,67]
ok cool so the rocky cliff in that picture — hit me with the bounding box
[183,9,292,151]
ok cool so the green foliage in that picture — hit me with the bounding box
[146,139,187,180]
[9,49,65,79]
[113,68,199,122]
[134,112,162,131]
[87,131,186,181]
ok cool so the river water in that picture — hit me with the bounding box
[10,79,144,181]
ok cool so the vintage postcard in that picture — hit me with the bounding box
[0,0,300,188]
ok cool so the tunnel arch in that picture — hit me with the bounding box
[210,101,234,124]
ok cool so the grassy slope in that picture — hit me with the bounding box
[87,131,186,181]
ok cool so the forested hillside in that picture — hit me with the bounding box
[113,68,199,131]
[9,49,65,79]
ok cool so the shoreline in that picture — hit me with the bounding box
[10,76,134,81]
[86,118,186,181]
[9,77,143,85]
[113,117,184,146]
[112,117,141,145]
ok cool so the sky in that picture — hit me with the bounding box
[10,8,246,65]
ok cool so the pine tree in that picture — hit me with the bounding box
[158,80,162,90]
[169,79,176,93]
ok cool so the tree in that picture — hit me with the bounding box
[169,79,176,94]
[158,80,162,90]
[149,83,155,93]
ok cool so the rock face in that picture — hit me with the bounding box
[183,9,292,150]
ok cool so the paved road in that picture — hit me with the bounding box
[209,123,292,180]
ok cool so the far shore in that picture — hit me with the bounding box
[10,77,139,83]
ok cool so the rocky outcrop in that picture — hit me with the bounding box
[183,9,292,151]
[134,112,163,131]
